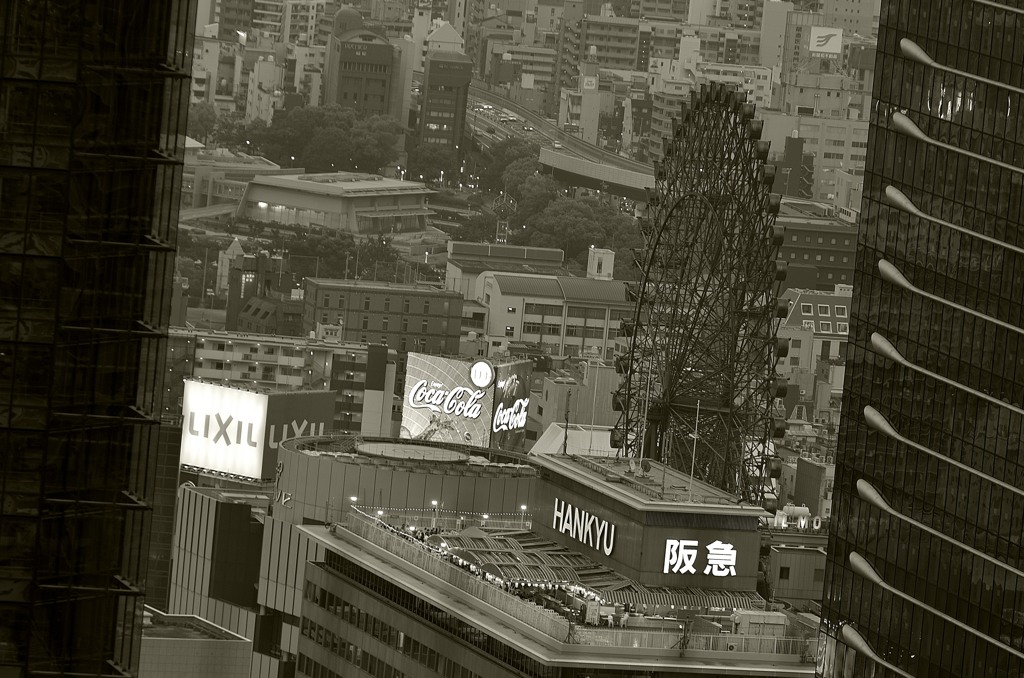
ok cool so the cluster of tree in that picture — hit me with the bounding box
[202,104,404,173]
[406,144,459,184]
[451,137,644,280]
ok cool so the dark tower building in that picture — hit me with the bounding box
[818,2,1024,677]
[419,50,472,157]
[0,1,196,676]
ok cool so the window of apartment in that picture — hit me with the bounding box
[818,305,830,316]
[814,568,825,583]
[779,567,791,580]
[403,299,410,313]
[837,322,849,334]
[401,318,408,332]
[492,340,502,347]
[791,235,797,241]
[789,356,800,366]
[424,301,431,315]
[382,317,389,331]
[321,313,329,323]
[505,325,514,337]
[363,296,371,310]
[421,319,428,333]
[323,294,332,308]
[791,339,801,349]
[400,337,407,350]
[801,303,813,314]
[360,316,369,330]
[803,320,815,330]
[835,306,847,317]
[384,297,390,311]
[820,321,832,333]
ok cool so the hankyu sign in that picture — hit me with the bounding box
[180,382,335,480]
[664,538,738,577]
[552,498,616,556]
[808,27,843,58]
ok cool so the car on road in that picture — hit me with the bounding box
[522,125,534,132]
[553,142,563,149]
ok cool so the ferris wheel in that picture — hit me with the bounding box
[611,84,790,506]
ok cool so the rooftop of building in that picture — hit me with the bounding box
[143,607,250,642]
[489,273,632,304]
[301,516,816,673]
[187,146,281,168]
[280,434,535,469]
[529,424,771,516]
[169,326,398,353]
[305,277,462,296]
[448,241,565,263]
[247,172,433,197]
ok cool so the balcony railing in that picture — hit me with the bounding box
[339,513,816,659]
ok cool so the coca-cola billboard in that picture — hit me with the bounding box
[490,359,532,450]
[399,354,532,449]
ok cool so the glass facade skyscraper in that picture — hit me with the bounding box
[0,1,196,675]
[818,1,1024,677]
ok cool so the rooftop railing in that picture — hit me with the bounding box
[339,513,816,659]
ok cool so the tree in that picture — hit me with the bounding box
[408,144,458,183]
[480,137,539,191]
[517,174,562,223]
[501,157,540,200]
[513,197,598,259]
[187,102,218,144]
[354,236,401,280]
[301,127,353,172]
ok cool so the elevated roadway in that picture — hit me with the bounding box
[466,82,656,199]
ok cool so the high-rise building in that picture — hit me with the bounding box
[322,7,410,121]
[419,51,473,154]
[817,2,1024,677]
[0,1,196,674]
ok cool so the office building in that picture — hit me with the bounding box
[419,51,473,153]
[474,273,633,359]
[169,438,538,678]
[0,0,195,674]
[139,607,252,678]
[235,172,434,235]
[322,7,410,120]
[170,430,820,678]
[303,278,464,361]
[774,200,858,290]
[817,2,1024,676]
[164,328,399,435]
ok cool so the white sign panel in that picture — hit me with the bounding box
[180,381,269,479]
[808,27,843,58]
[664,538,738,577]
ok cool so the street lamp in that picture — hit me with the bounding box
[431,499,439,527]
[520,504,528,528]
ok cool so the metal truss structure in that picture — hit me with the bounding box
[611,84,789,505]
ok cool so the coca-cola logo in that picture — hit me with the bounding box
[492,397,529,432]
[408,379,486,419]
